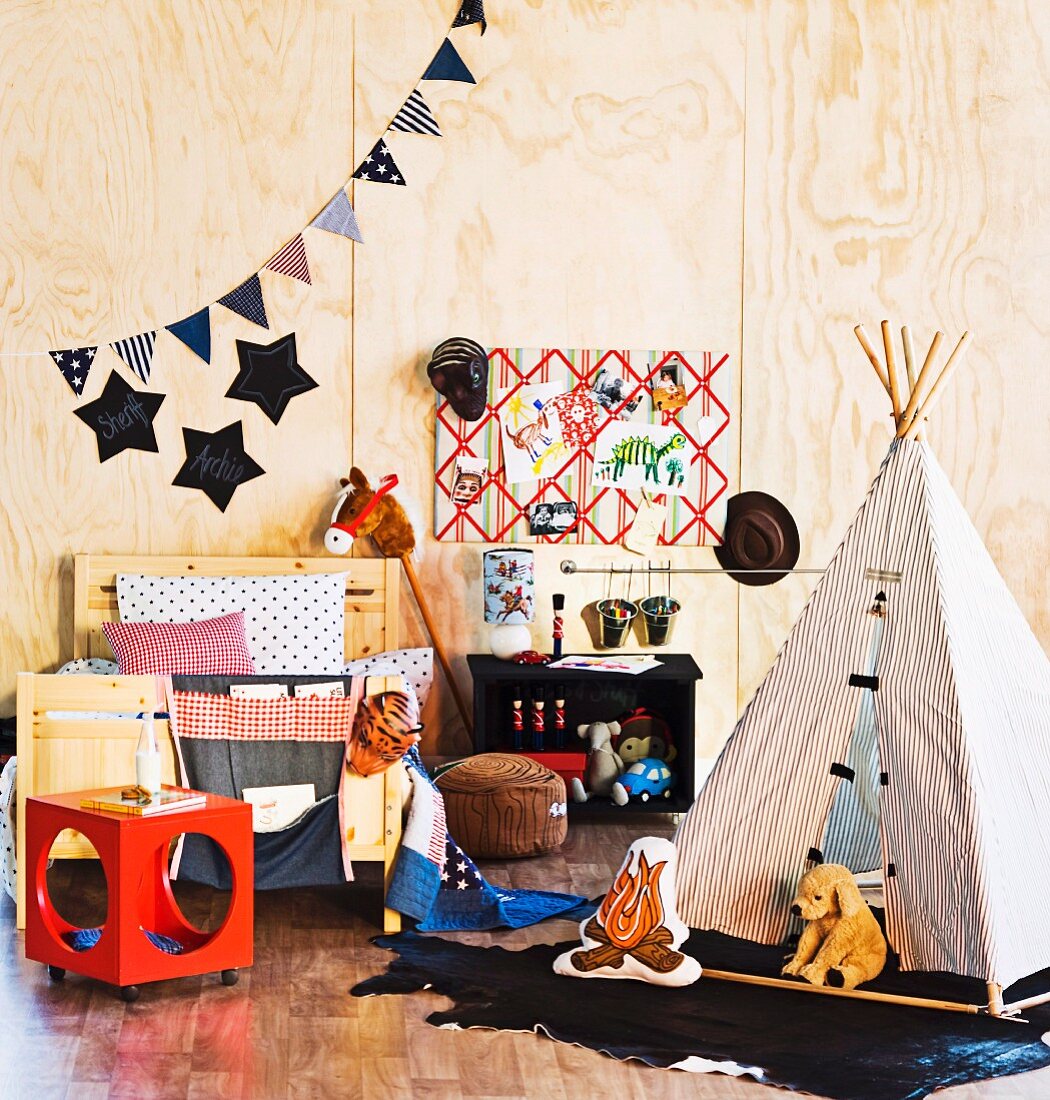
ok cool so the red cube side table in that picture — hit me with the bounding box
[25,787,253,1002]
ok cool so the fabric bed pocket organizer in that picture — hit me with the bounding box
[169,686,365,884]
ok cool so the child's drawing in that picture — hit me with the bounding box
[592,421,694,497]
[498,382,565,484]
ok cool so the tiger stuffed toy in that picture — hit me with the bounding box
[347,689,422,777]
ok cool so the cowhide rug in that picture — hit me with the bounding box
[353,930,1050,1100]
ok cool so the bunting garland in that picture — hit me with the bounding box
[352,140,407,185]
[20,6,489,507]
[166,308,212,364]
[265,234,313,285]
[453,0,486,34]
[389,88,442,136]
[217,274,269,330]
[310,190,364,242]
[111,331,158,385]
[50,347,96,397]
[422,38,476,84]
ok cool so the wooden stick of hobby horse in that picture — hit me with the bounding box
[399,554,473,736]
[854,324,891,395]
[903,331,972,440]
[900,325,924,441]
[896,330,944,438]
[881,319,903,425]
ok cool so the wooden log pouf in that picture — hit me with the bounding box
[435,753,568,859]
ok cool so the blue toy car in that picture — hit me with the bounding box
[617,756,674,801]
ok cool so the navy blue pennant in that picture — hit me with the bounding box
[166,308,212,364]
[422,38,476,84]
[352,140,407,186]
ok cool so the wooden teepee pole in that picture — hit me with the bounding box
[900,326,923,441]
[854,324,891,395]
[902,331,972,440]
[881,320,903,425]
[896,330,944,438]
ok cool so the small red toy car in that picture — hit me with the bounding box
[512,650,552,665]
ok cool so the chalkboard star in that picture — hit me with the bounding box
[226,332,318,425]
[73,369,166,462]
[172,420,264,512]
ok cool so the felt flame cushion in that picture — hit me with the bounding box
[103,611,257,675]
[434,753,568,859]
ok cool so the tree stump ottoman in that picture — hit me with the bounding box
[435,753,568,859]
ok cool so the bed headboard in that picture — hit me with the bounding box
[73,554,401,663]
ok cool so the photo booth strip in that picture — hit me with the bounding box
[433,348,732,545]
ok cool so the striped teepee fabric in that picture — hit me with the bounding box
[111,331,157,384]
[674,439,1050,989]
[265,234,312,285]
[389,89,442,136]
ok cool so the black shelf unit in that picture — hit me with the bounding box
[467,653,703,817]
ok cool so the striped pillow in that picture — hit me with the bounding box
[102,611,256,676]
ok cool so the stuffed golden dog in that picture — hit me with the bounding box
[781,863,887,990]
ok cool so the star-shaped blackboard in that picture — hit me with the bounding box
[73,370,166,462]
[226,332,318,425]
[172,421,264,511]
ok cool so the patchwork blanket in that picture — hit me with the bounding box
[388,747,587,932]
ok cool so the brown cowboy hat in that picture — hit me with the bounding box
[714,491,800,586]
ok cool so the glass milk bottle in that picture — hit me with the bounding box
[135,712,162,795]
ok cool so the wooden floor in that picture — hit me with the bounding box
[5,818,1050,1100]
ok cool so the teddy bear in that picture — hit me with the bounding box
[780,863,887,990]
[570,721,628,806]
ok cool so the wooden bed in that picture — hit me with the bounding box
[16,553,405,933]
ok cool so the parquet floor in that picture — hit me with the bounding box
[3,818,1050,1099]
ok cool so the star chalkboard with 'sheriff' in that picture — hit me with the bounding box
[226,332,318,425]
[74,370,166,462]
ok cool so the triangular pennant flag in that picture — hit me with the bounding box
[352,140,407,186]
[422,38,476,84]
[110,331,158,385]
[217,274,269,329]
[389,88,442,137]
[166,307,212,364]
[265,234,313,284]
[309,190,364,242]
[452,0,486,33]
[49,346,97,397]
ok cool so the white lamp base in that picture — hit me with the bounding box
[489,623,532,660]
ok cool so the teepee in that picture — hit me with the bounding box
[675,322,1050,1015]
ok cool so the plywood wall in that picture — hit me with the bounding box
[0,1,1046,767]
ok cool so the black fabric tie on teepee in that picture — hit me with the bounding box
[848,673,880,690]
[830,762,856,782]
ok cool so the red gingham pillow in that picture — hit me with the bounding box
[102,611,257,675]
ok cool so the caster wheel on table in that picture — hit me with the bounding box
[46,965,65,982]
[120,985,140,1003]
[220,969,239,987]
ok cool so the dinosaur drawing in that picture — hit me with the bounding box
[599,433,687,484]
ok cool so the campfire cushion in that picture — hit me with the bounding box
[434,753,568,859]
[554,835,700,987]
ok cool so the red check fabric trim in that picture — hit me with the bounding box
[172,691,356,741]
[103,612,256,676]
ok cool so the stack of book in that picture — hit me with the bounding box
[80,786,207,817]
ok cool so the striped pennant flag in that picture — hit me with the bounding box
[453,0,486,33]
[49,346,96,397]
[422,38,475,84]
[111,331,158,385]
[389,88,442,137]
[217,274,269,329]
[310,189,364,242]
[265,234,312,284]
[166,307,211,364]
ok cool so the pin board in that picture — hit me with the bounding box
[433,347,732,545]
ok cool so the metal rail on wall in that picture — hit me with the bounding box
[559,560,827,576]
